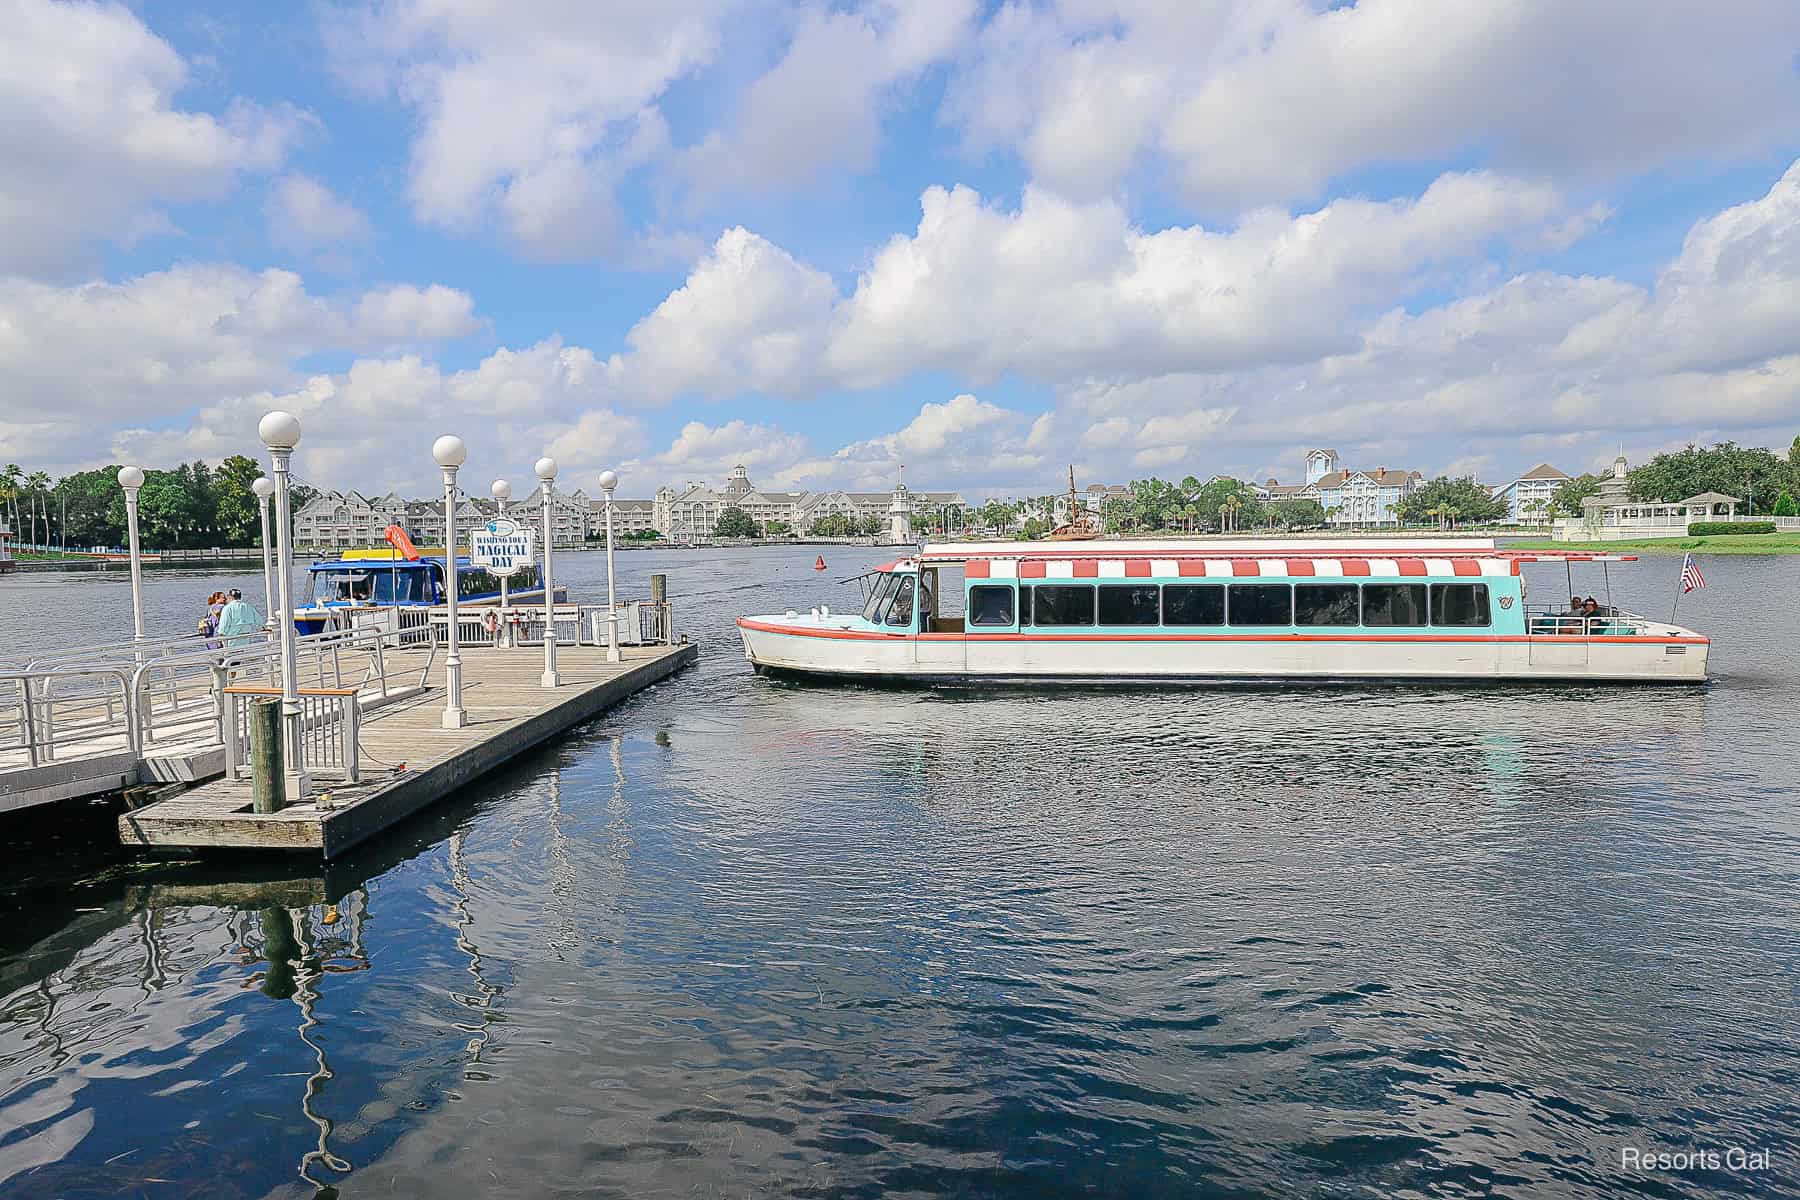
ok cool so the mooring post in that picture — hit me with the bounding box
[651,573,669,643]
[249,696,285,814]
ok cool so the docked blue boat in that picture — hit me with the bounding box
[293,547,558,636]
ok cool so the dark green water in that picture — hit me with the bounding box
[1,547,1797,1198]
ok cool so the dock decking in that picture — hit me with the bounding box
[118,642,696,858]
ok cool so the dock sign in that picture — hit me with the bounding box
[470,518,535,576]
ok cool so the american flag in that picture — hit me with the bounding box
[1680,553,1706,594]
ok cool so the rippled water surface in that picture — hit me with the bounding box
[2,547,1798,1199]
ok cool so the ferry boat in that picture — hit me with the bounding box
[294,546,562,636]
[737,539,1710,684]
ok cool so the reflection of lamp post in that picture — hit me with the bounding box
[536,457,560,688]
[599,469,621,662]
[491,479,512,647]
[253,476,276,627]
[435,435,468,729]
[117,466,145,642]
[259,410,309,802]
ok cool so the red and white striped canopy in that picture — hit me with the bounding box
[932,551,1636,579]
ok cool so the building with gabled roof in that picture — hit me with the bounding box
[1490,462,1571,523]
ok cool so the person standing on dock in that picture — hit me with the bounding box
[216,589,263,647]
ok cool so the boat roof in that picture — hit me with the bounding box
[920,538,1635,560]
[311,551,472,568]
[903,539,1637,576]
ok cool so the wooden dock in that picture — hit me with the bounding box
[118,642,696,858]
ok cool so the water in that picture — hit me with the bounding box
[1,547,1797,1198]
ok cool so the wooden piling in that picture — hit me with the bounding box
[248,697,284,814]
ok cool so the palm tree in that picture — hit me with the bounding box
[25,471,49,547]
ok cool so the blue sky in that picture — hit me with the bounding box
[4,0,1800,499]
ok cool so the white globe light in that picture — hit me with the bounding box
[597,469,619,493]
[535,456,557,481]
[433,434,467,468]
[491,479,512,500]
[258,410,302,449]
[251,476,275,498]
[117,465,145,490]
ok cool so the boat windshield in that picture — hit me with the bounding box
[312,570,372,603]
[311,567,434,604]
[862,573,899,622]
[859,572,916,627]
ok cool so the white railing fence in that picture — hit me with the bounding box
[0,668,137,767]
[222,687,361,783]
[414,601,675,649]
[1,623,432,784]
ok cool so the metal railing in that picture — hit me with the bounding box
[222,687,361,783]
[413,601,676,648]
[1,623,432,782]
[0,667,137,767]
[1525,606,1658,636]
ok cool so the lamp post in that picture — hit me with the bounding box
[258,411,309,803]
[492,479,512,647]
[599,469,621,662]
[536,456,560,688]
[117,466,145,643]
[435,435,468,729]
[252,476,276,627]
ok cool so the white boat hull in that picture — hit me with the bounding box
[737,618,1710,684]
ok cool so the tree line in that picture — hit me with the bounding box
[1550,436,1800,519]
[0,457,317,552]
[713,508,887,538]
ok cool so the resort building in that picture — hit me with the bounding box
[652,466,966,539]
[1312,466,1424,527]
[1249,450,1422,526]
[509,485,594,548]
[293,485,596,550]
[590,497,656,536]
[1490,463,1570,523]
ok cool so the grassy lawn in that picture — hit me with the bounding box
[1506,532,1800,555]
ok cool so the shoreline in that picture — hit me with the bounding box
[1506,533,1800,555]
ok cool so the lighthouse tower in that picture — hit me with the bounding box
[888,480,913,544]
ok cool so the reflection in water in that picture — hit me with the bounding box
[1,547,1798,1198]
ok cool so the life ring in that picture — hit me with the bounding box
[481,609,501,639]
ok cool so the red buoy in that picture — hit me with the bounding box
[814,555,827,571]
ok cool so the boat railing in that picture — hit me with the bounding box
[1524,605,1659,637]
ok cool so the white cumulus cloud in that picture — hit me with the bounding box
[0,0,303,278]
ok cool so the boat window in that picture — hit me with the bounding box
[1033,585,1095,627]
[968,585,1016,627]
[1430,583,1491,628]
[1098,584,1159,626]
[885,577,916,628]
[1294,584,1360,627]
[510,564,539,591]
[1362,584,1427,627]
[1018,585,1032,627]
[1162,584,1224,626]
[1228,584,1292,626]
[458,567,501,600]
